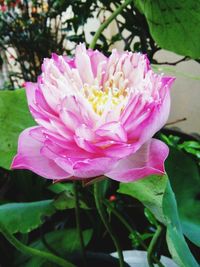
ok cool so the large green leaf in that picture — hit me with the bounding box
[31,228,92,254]
[16,229,93,267]
[49,183,89,210]
[0,89,35,169]
[48,183,74,195]
[0,200,55,234]
[166,147,200,247]
[53,192,89,210]
[135,0,200,58]
[163,182,199,267]
[118,175,168,224]
[119,175,199,267]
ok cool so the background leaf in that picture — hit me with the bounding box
[49,183,89,210]
[163,182,199,267]
[53,192,89,210]
[166,147,200,247]
[16,229,93,267]
[0,200,55,234]
[135,0,200,58]
[0,89,35,169]
[118,175,168,224]
[118,175,199,267]
[48,183,74,195]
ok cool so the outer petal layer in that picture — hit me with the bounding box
[11,44,174,182]
[55,157,118,178]
[11,127,71,179]
[133,76,175,145]
[105,138,169,182]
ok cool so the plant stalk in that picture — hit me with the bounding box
[147,224,163,267]
[104,200,147,249]
[0,222,75,267]
[104,200,165,267]
[89,0,133,49]
[73,181,87,266]
[94,182,125,267]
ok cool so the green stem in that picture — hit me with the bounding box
[104,200,147,250]
[0,223,75,267]
[104,200,165,267]
[147,225,163,267]
[89,0,133,49]
[94,182,125,267]
[73,181,87,266]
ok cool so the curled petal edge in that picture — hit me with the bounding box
[11,127,71,180]
[105,138,169,182]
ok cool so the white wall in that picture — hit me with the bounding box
[154,50,200,134]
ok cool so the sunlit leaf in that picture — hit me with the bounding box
[136,1,200,58]
[16,229,93,267]
[118,174,199,266]
[166,147,200,247]
[0,89,35,169]
[0,200,55,234]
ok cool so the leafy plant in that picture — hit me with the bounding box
[0,89,35,169]
[0,1,200,267]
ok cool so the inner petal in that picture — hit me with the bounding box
[81,71,129,116]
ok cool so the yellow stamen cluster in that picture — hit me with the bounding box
[82,71,129,116]
[83,82,127,115]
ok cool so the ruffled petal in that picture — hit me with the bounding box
[96,121,127,142]
[55,157,118,178]
[25,82,59,132]
[11,127,71,179]
[75,43,94,84]
[125,76,175,145]
[87,49,108,78]
[105,138,169,182]
[59,95,97,131]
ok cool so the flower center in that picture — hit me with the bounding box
[82,72,129,115]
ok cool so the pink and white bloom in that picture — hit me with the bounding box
[11,44,174,182]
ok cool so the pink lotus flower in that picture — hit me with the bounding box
[11,44,174,182]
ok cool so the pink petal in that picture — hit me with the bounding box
[75,43,94,84]
[29,126,45,142]
[75,124,97,141]
[55,157,118,178]
[25,82,58,125]
[25,82,37,108]
[101,143,138,158]
[35,89,57,116]
[120,94,140,125]
[59,108,81,131]
[41,139,94,159]
[96,121,127,142]
[60,96,96,130]
[102,49,121,83]
[11,127,71,179]
[73,158,117,178]
[74,136,103,154]
[127,76,175,144]
[25,83,51,122]
[105,138,169,182]
[87,49,108,77]
[39,58,77,111]
[124,53,148,85]
[50,119,74,140]
[37,75,61,112]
